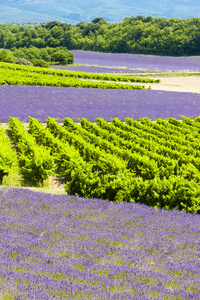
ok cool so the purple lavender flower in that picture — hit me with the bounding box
[71,50,200,71]
[0,85,200,122]
[0,187,199,299]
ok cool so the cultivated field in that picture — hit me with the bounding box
[0,51,200,300]
[0,187,199,299]
[70,50,200,71]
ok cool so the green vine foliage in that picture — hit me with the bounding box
[0,126,16,183]
[9,117,55,185]
[0,62,158,89]
[7,116,200,213]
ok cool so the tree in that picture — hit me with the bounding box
[32,59,49,68]
[51,50,74,65]
[14,57,33,66]
[92,17,107,24]
[44,20,62,30]
[0,50,15,63]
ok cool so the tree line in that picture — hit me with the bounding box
[0,47,74,67]
[1,16,200,56]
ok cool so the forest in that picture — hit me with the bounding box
[0,16,200,56]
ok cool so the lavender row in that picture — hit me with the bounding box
[0,85,200,122]
[50,65,146,73]
[71,50,200,72]
[0,187,199,299]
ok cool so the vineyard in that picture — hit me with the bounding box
[0,62,161,90]
[1,116,200,213]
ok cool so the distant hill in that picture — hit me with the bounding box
[0,0,200,24]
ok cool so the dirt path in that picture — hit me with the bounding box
[142,76,200,93]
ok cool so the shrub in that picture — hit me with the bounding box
[0,50,15,63]
[32,59,49,68]
[14,57,33,66]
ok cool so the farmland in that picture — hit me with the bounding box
[0,187,199,299]
[70,50,200,72]
[1,115,200,212]
[0,85,200,123]
[0,51,200,299]
[0,62,155,90]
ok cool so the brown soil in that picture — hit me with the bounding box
[139,76,200,93]
[0,176,66,194]
[48,175,65,192]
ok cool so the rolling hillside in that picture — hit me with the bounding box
[0,0,200,24]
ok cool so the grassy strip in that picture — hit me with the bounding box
[141,70,200,77]
[0,67,148,89]
[0,62,159,83]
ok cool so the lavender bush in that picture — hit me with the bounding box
[71,50,200,71]
[0,85,200,122]
[0,187,199,299]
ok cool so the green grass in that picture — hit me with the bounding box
[140,70,200,77]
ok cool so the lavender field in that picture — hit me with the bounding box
[71,50,200,72]
[0,187,199,300]
[0,85,200,122]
